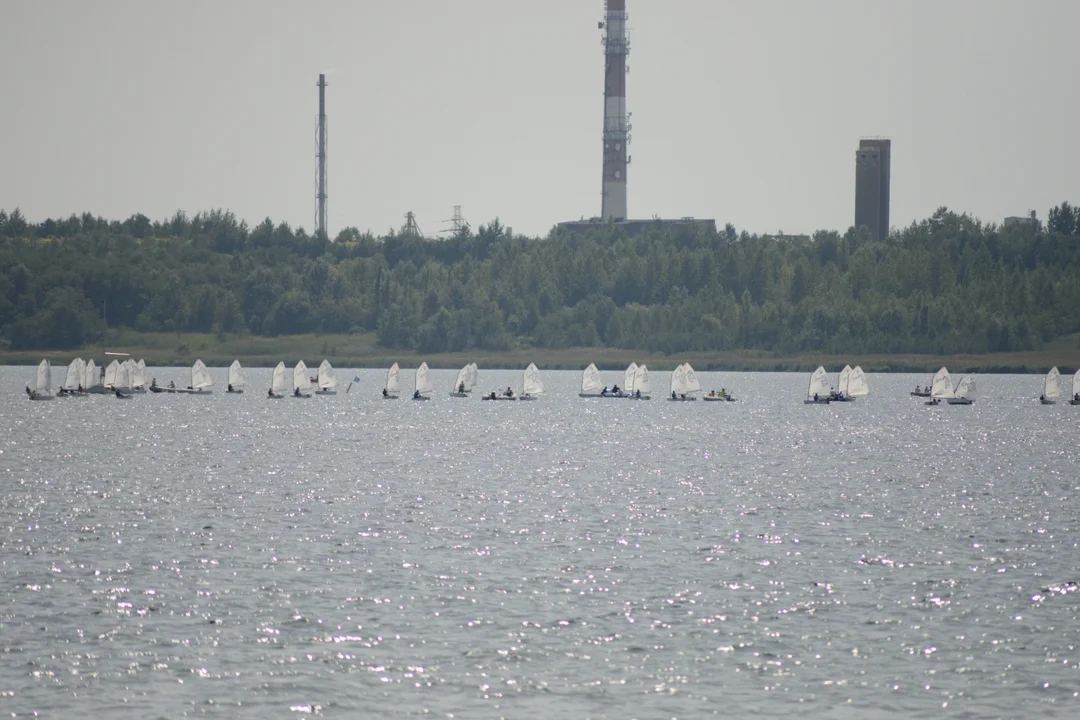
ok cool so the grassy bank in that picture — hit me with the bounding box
[2,330,1079,373]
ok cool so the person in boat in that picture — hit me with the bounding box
[458,381,465,393]
[294,387,301,397]
[168,380,175,389]
[680,393,687,400]
[1075,392,1080,402]
[228,383,233,392]
[1040,394,1046,402]
[268,388,275,397]
[813,393,819,401]
[382,388,389,397]
[671,390,677,399]
[114,387,122,397]
[489,391,497,400]
[612,384,620,396]
[77,384,83,392]
[720,388,727,399]
[413,390,421,399]
[600,386,608,396]
[151,378,157,388]
[503,386,514,398]
[635,389,641,399]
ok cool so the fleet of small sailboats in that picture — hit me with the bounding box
[24,359,1080,409]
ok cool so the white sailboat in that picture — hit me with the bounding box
[292,360,312,398]
[103,359,120,390]
[1040,367,1060,405]
[466,362,478,391]
[846,365,869,398]
[129,358,147,392]
[315,359,337,395]
[520,362,544,400]
[670,362,701,400]
[27,359,54,400]
[383,362,400,399]
[268,361,287,398]
[227,359,245,393]
[629,363,651,399]
[623,363,638,396]
[84,358,105,394]
[1071,369,1080,405]
[450,363,471,397]
[579,362,604,397]
[113,359,133,397]
[831,365,853,401]
[177,358,214,394]
[926,366,954,405]
[947,375,976,405]
[412,362,433,400]
[805,366,831,404]
[60,358,87,396]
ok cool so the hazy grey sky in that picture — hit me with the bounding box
[2,0,1078,238]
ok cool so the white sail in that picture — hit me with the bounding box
[847,366,869,397]
[385,362,400,394]
[581,363,603,394]
[624,363,638,392]
[954,375,976,400]
[228,359,245,388]
[132,359,146,389]
[191,359,213,390]
[1044,367,1061,399]
[84,358,98,389]
[634,364,651,394]
[683,363,701,394]
[466,362,478,390]
[318,359,336,390]
[807,366,830,399]
[454,365,470,392]
[415,362,433,394]
[104,359,120,388]
[522,363,544,395]
[670,363,688,395]
[1074,369,1080,399]
[271,362,288,395]
[293,360,311,393]
[837,365,853,395]
[64,358,84,390]
[115,360,131,390]
[36,359,51,393]
[930,366,955,399]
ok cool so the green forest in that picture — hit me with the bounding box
[1,202,1079,356]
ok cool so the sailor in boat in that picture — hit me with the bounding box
[114,387,123,398]
[671,391,677,399]
[1040,394,1046,402]
[413,390,421,399]
[635,389,641,399]
[489,391,497,400]
[720,388,728,399]
[612,384,620,396]
[268,388,275,397]
[294,387,301,397]
[1075,392,1080,402]
[228,383,234,392]
[600,386,608,396]
[458,381,466,394]
[503,386,514,398]
[168,381,175,389]
[813,393,819,402]
[151,378,157,389]
[383,388,389,397]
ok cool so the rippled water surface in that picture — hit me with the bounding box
[2,366,1079,718]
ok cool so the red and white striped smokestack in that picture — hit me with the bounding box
[601,0,629,222]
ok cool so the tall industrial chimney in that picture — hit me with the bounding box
[316,73,328,238]
[600,0,629,222]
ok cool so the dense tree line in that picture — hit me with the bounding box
[1,203,1079,355]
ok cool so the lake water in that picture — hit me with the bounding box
[2,365,1079,718]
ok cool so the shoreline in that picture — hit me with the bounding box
[1,331,1078,374]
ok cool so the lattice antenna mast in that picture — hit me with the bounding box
[315,73,328,238]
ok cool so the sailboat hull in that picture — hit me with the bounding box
[518,395,538,401]
[315,389,337,395]
[1040,398,1057,405]
[668,396,698,402]
[227,388,245,394]
[448,391,469,398]
[704,396,735,402]
[1070,399,1080,405]
[482,395,516,401]
[804,398,830,404]
[910,391,931,397]
[946,398,973,405]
